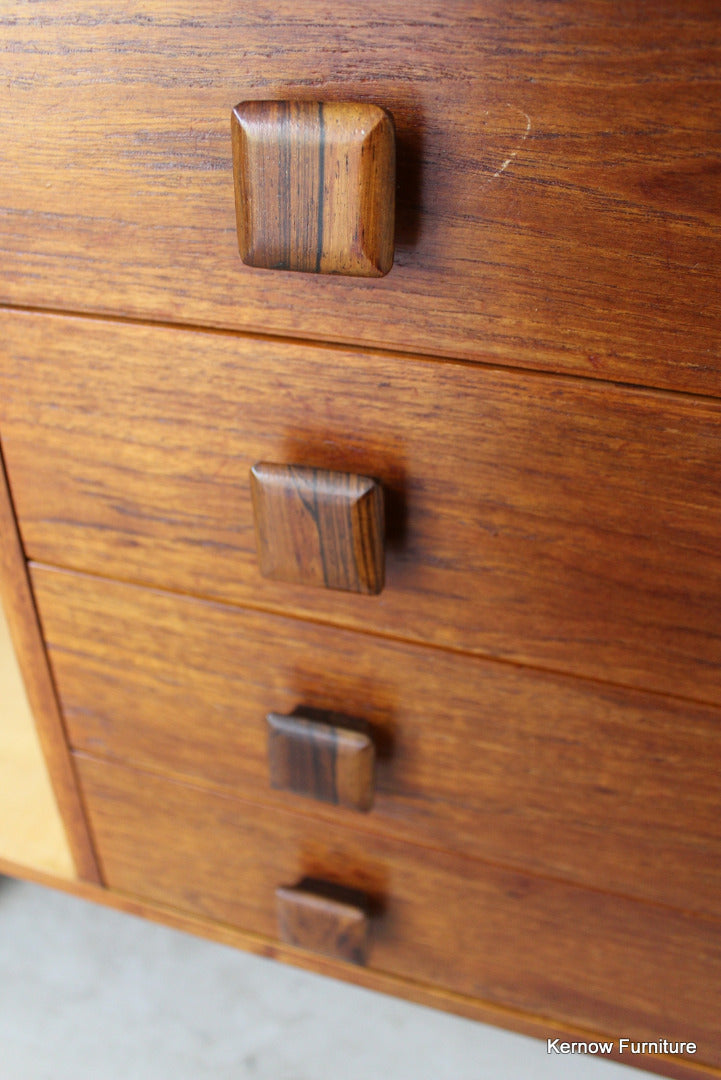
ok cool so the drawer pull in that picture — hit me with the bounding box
[250,462,384,594]
[231,100,395,277]
[267,710,375,812]
[276,881,370,965]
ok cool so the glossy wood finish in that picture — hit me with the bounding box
[32,566,721,919]
[232,101,395,277]
[4,311,721,705]
[268,710,375,812]
[276,881,369,964]
[0,451,99,882]
[2,3,720,394]
[76,754,721,1070]
[250,463,384,594]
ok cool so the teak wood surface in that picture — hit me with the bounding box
[1,1,720,394]
[32,566,721,920]
[232,101,395,276]
[77,754,721,1070]
[3,311,720,706]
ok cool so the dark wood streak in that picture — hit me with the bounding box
[315,101,325,274]
[277,101,292,270]
[290,464,330,588]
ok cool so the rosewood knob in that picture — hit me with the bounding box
[276,880,370,965]
[231,100,396,277]
[267,709,375,812]
[249,462,385,594]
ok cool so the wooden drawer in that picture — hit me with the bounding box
[1,3,720,395]
[77,753,721,1068]
[3,310,721,704]
[34,564,721,920]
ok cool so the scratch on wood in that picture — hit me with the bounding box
[490,107,532,179]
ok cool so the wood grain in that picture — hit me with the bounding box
[4,311,721,705]
[276,881,369,964]
[1,2,720,393]
[232,101,395,276]
[0,450,99,882]
[267,710,375,812]
[250,463,384,594]
[32,565,721,920]
[75,753,721,1069]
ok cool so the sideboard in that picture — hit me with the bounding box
[1,4,719,1077]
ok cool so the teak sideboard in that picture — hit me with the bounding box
[1,5,720,1077]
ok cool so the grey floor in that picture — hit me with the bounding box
[0,875,649,1080]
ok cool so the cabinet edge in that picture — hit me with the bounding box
[0,446,101,883]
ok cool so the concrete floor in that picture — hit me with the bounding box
[0,875,648,1080]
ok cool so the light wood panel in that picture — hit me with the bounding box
[3,310,720,704]
[76,753,721,1070]
[1,1,720,393]
[0,449,99,882]
[250,463,384,594]
[0,594,75,878]
[32,565,721,919]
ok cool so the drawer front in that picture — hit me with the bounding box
[4,310,721,704]
[77,754,721,1067]
[34,565,721,919]
[1,3,720,395]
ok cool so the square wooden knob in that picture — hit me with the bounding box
[250,463,385,594]
[231,100,395,277]
[267,710,375,812]
[276,881,370,965]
